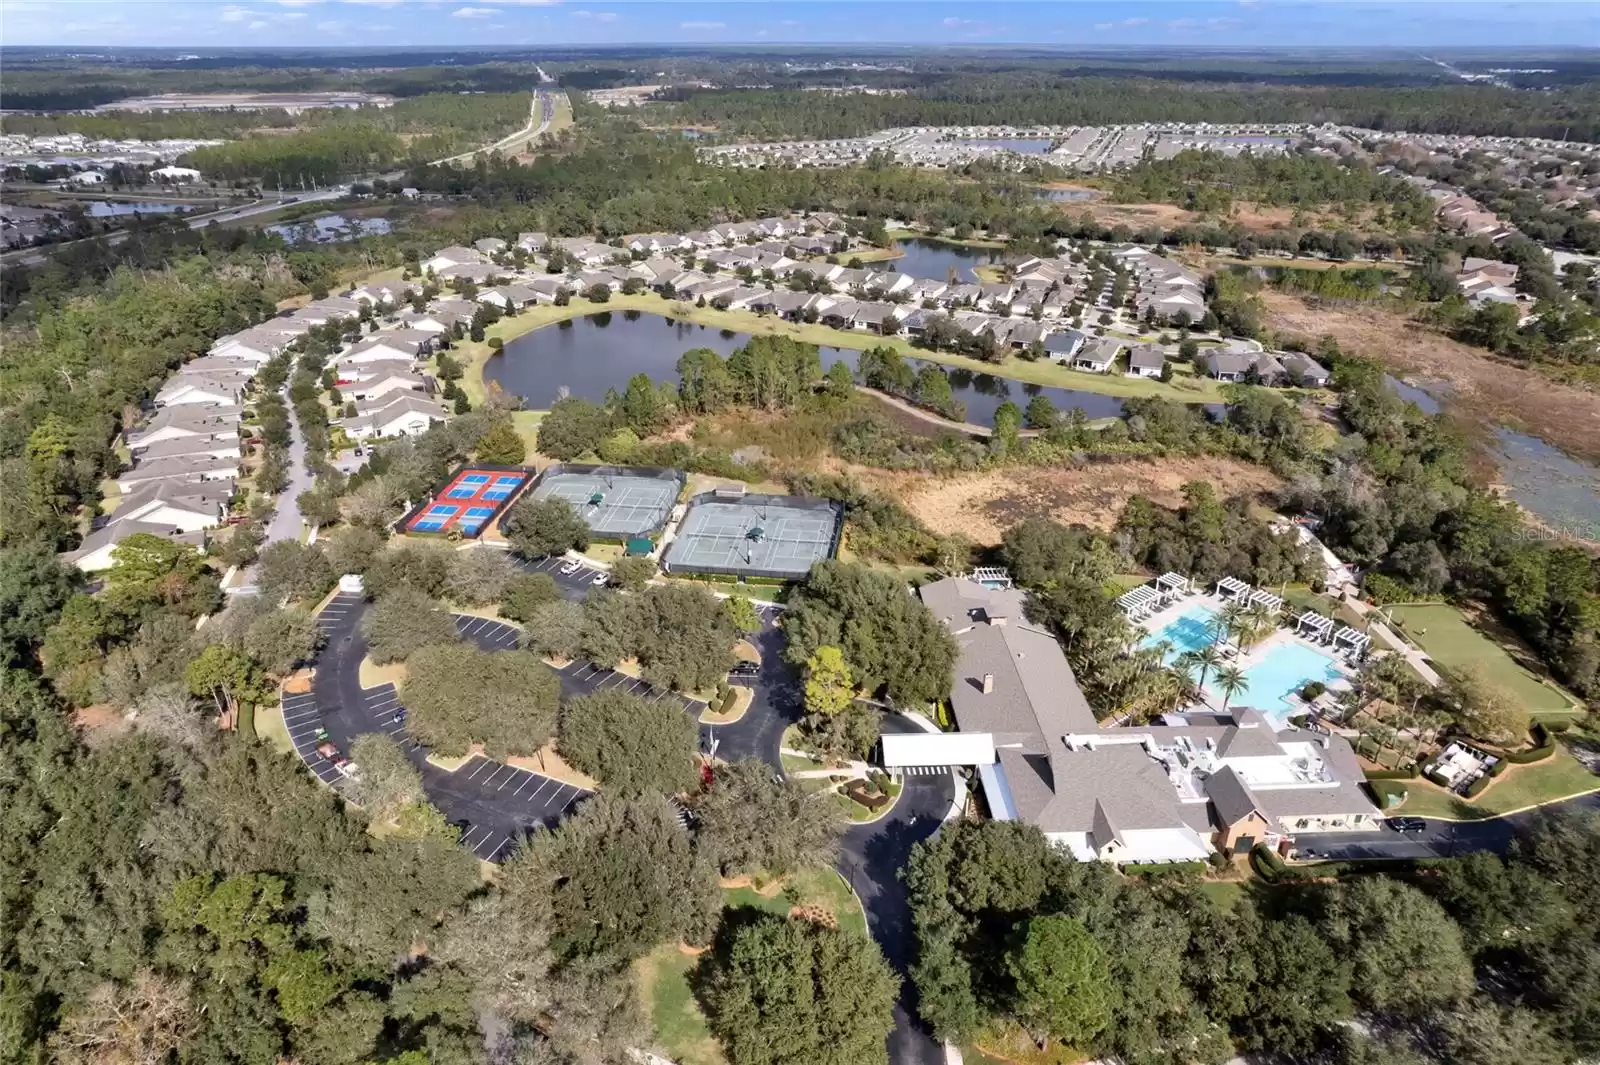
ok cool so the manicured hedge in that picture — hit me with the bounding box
[1121,860,1209,877]
[1464,774,1492,798]
[1367,779,1409,808]
[1365,766,1420,780]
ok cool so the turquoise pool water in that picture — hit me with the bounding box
[1141,605,1219,661]
[1211,642,1345,723]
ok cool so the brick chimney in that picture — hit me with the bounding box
[982,673,994,694]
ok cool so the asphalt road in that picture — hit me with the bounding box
[283,549,956,1064]
[1296,788,1600,860]
[236,386,314,594]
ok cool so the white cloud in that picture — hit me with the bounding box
[1095,16,1150,30]
[316,18,345,31]
[220,5,251,21]
[281,10,308,18]
[273,0,321,5]
[501,0,562,5]
[451,5,498,16]
[248,19,269,29]
[679,19,725,30]
[942,16,977,27]
[779,18,799,26]
[342,0,400,5]
[572,8,617,20]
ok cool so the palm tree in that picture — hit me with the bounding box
[1181,643,1225,692]
[1214,601,1249,647]
[1213,664,1249,712]
[1242,602,1275,648]
[1169,656,1200,711]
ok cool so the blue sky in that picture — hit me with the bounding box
[3,1,1597,49]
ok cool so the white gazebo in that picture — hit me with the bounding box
[1156,572,1191,600]
[1296,611,1334,644]
[1118,585,1162,620]
[1216,576,1251,602]
[1247,587,1284,615]
[1333,626,1371,660]
[967,566,1014,589]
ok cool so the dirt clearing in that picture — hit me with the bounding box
[1260,290,1600,465]
[867,456,1283,544]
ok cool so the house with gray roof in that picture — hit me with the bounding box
[907,577,1378,864]
[1279,350,1331,388]
[1202,350,1287,384]
[1072,337,1123,374]
[1125,344,1166,378]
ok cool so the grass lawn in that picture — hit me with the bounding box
[1386,603,1580,713]
[1391,743,1600,820]
[453,290,1225,409]
[509,409,547,457]
[830,779,904,823]
[635,868,869,1065]
[255,700,295,756]
[1197,880,1246,912]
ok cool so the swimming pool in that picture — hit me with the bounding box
[1211,641,1344,723]
[1141,605,1219,661]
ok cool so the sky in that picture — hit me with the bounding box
[3,0,1597,49]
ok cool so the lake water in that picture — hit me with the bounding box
[1035,187,1095,202]
[956,138,1055,155]
[267,213,392,244]
[1491,427,1600,537]
[1383,375,1443,414]
[870,238,1004,284]
[84,200,190,216]
[486,312,1132,426]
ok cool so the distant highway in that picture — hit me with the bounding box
[3,86,555,268]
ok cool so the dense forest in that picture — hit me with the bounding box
[907,814,1600,1064]
[654,77,1600,141]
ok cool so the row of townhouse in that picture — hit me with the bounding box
[1110,246,1211,323]
[64,286,456,572]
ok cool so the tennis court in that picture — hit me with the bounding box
[663,494,842,580]
[402,466,530,538]
[528,468,680,539]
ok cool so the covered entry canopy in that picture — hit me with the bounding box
[881,731,996,770]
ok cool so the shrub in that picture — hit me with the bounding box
[1361,572,1418,606]
[1121,860,1208,877]
[1365,765,1419,780]
[1464,774,1492,799]
[1300,680,1327,701]
[1367,779,1409,808]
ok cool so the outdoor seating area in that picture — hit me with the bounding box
[1294,612,1372,665]
[1426,741,1500,792]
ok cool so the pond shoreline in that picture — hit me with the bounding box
[452,289,1223,409]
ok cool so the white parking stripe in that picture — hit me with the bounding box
[461,825,488,847]
[511,773,535,796]
[480,765,509,788]
[526,777,555,802]
[464,759,493,780]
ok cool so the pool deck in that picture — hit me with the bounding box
[1137,592,1356,723]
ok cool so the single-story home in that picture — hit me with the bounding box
[1125,344,1166,379]
[1073,338,1123,374]
[62,520,208,573]
[340,395,448,440]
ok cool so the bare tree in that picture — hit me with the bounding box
[50,970,198,1065]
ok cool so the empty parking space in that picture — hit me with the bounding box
[453,614,521,649]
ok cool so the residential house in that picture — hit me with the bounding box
[337,330,434,366]
[111,480,233,534]
[156,376,241,408]
[434,262,499,285]
[1125,344,1166,379]
[340,394,447,440]
[423,246,487,274]
[474,237,508,256]
[345,370,429,405]
[63,520,208,573]
[132,435,242,463]
[1279,351,1331,388]
[516,232,549,252]
[1202,350,1287,384]
[128,406,239,450]
[116,453,239,492]
[1049,327,1088,361]
[1072,337,1123,374]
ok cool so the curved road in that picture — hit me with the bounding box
[283,553,954,1064]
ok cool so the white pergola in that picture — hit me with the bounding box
[1216,576,1251,602]
[1247,587,1284,615]
[1334,626,1371,658]
[1118,585,1162,619]
[1156,572,1191,599]
[967,566,1014,588]
[1296,611,1334,643]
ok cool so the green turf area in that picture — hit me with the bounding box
[1385,604,1580,713]
[1197,880,1246,912]
[636,869,869,1065]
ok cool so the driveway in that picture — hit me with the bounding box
[236,386,315,593]
[1296,789,1600,860]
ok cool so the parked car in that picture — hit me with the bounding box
[730,660,760,676]
[1386,816,1427,833]
[591,571,609,586]
[316,741,339,760]
[392,708,406,725]
[560,561,581,575]
[338,761,362,782]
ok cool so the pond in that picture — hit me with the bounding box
[954,138,1055,155]
[1490,427,1600,538]
[84,200,191,216]
[1383,374,1443,415]
[266,213,392,244]
[1034,187,1095,202]
[485,312,1135,426]
[870,238,1004,284]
